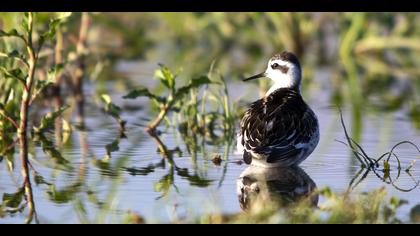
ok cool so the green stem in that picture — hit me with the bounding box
[18,12,37,224]
[146,103,170,133]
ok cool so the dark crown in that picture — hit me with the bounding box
[271,51,301,69]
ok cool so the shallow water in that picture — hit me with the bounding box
[0,64,419,224]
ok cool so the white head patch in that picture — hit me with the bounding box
[265,59,301,96]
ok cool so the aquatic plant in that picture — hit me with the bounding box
[100,94,126,135]
[123,64,212,134]
[337,110,420,192]
[0,12,72,223]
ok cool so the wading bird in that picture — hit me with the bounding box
[237,51,319,168]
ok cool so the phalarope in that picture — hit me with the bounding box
[237,51,319,168]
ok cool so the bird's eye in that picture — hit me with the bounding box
[271,63,279,69]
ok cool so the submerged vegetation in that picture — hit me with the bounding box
[0,12,419,224]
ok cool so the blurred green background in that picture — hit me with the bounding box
[1,12,420,224]
[1,12,419,111]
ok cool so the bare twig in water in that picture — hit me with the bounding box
[337,109,420,193]
[338,109,370,167]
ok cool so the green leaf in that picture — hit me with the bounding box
[34,173,52,186]
[123,88,165,103]
[101,94,121,119]
[33,64,63,97]
[174,76,212,100]
[390,197,408,208]
[190,75,213,88]
[154,173,173,194]
[0,67,26,84]
[2,189,24,208]
[0,29,23,38]
[0,102,18,130]
[123,88,153,99]
[0,50,27,66]
[34,133,71,168]
[47,64,64,84]
[6,154,14,171]
[39,18,62,48]
[47,184,80,204]
[101,94,112,105]
[100,94,127,130]
[105,139,120,159]
[155,64,175,89]
[34,105,69,133]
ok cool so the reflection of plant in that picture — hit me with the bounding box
[337,110,420,193]
[33,132,71,169]
[124,132,213,200]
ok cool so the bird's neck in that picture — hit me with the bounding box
[265,77,300,96]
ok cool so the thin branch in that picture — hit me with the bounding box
[338,109,367,166]
[0,110,19,130]
[0,138,18,155]
[349,137,375,167]
[386,141,420,163]
[349,167,371,192]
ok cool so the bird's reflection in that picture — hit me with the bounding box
[237,166,318,211]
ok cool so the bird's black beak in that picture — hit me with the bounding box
[243,72,267,82]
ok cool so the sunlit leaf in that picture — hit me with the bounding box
[154,173,173,195]
[390,197,408,208]
[0,29,23,38]
[155,64,175,89]
[33,105,69,133]
[0,67,26,84]
[6,155,14,171]
[55,12,72,20]
[62,119,72,144]
[0,50,27,66]
[100,94,127,133]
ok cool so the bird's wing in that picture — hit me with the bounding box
[240,90,317,164]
